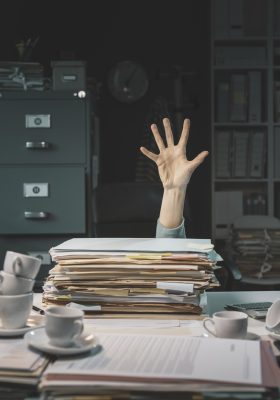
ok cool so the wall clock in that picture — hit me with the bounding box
[108,60,149,103]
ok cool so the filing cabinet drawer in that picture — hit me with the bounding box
[0,166,86,234]
[0,98,87,164]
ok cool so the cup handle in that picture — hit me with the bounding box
[72,320,84,341]
[12,257,22,276]
[0,272,4,285]
[203,318,217,337]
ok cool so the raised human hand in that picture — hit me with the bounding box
[140,118,209,190]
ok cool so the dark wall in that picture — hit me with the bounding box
[0,0,211,237]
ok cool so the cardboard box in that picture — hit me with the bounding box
[51,61,86,91]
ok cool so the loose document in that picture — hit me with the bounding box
[41,333,280,390]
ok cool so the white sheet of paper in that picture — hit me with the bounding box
[84,319,181,328]
[0,340,45,370]
[45,333,262,385]
[50,238,213,254]
[156,282,194,293]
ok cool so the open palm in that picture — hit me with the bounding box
[140,118,208,189]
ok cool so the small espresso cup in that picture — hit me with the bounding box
[0,292,33,329]
[3,251,41,279]
[0,271,35,295]
[266,299,280,332]
[203,310,248,339]
[45,306,84,347]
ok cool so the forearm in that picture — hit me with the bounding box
[159,187,187,229]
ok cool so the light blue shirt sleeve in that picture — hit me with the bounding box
[156,219,186,238]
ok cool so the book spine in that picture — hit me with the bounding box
[230,74,248,122]
[248,71,262,123]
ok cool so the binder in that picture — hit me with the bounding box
[232,130,249,178]
[275,127,280,178]
[274,81,280,122]
[213,0,229,38]
[214,191,243,239]
[248,71,262,123]
[249,131,265,178]
[216,81,230,122]
[230,74,247,122]
[229,0,243,38]
[215,131,232,178]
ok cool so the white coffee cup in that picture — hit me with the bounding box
[45,306,84,347]
[0,292,33,329]
[203,310,248,339]
[266,299,280,332]
[3,251,41,279]
[0,271,34,295]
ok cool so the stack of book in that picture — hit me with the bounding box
[228,228,280,279]
[42,238,222,316]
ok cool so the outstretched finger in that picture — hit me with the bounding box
[151,123,165,151]
[140,146,158,162]
[178,119,190,148]
[163,118,174,147]
[189,150,209,171]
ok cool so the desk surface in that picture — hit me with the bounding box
[5,291,280,399]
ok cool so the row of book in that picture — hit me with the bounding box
[216,72,262,123]
[42,238,222,316]
[215,130,266,179]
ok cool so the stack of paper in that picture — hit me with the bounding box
[43,238,222,315]
[0,62,47,90]
[229,228,280,279]
[0,338,49,386]
[39,333,280,397]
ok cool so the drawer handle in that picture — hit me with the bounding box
[24,211,49,219]
[25,141,50,149]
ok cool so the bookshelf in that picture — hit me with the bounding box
[211,0,280,249]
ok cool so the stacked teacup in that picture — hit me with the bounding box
[0,251,41,329]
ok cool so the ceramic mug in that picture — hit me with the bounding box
[3,251,41,279]
[0,271,34,295]
[203,310,248,339]
[45,306,84,347]
[266,299,280,332]
[0,292,33,329]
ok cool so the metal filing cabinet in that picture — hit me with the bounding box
[0,90,92,283]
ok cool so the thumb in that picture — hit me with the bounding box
[189,151,209,171]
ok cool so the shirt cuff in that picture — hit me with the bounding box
[156,218,186,238]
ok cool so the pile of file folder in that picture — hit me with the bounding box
[43,238,222,315]
[228,228,280,279]
[0,62,47,90]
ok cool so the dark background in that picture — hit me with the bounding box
[0,0,211,237]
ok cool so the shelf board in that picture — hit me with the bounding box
[214,123,267,127]
[214,37,267,43]
[214,66,267,70]
[215,179,268,183]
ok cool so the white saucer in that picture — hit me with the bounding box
[203,331,260,340]
[0,315,45,337]
[24,327,98,356]
[266,328,280,340]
